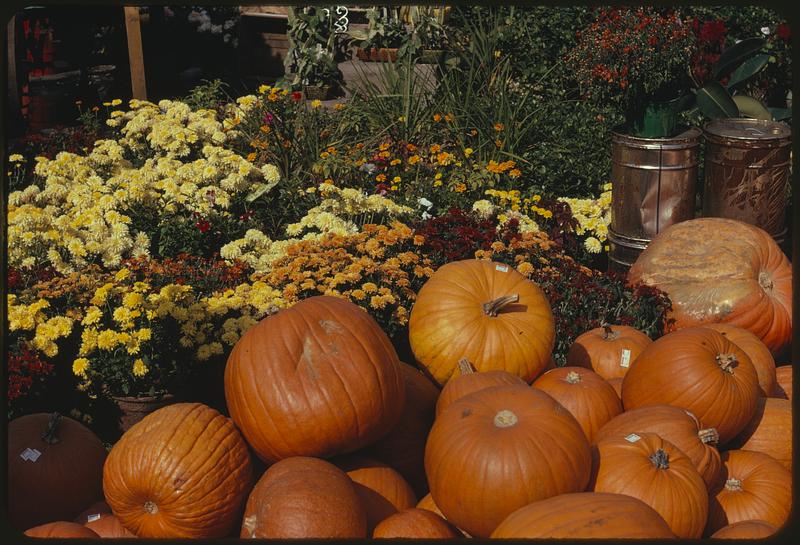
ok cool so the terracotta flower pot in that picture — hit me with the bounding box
[111,393,179,432]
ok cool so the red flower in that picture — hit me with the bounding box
[195,219,211,233]
[777,23,791,42]
[291,91,303,102]
[698,20,727,45]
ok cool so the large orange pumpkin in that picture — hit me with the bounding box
[606,377,623,400]
[590,432,708,538]
[435,358,527,417]
[729,397,792,471]
[24,521,100,538]
[331,455,417,533]
[240,456,366,538]
[621,327,759,444]
[225,295,405,463]
[700,323,776,396]
[566,324,652,379]
[363,362,439,497]
[490,492,675,538]
[85,514,137,538]
[103,403,253,538]
[772,365,792,401]
[409,259,555,385]
[372,508,461,539]
[628,217,792,356]
[710,520,778,539]
[425,384,591,538]
[8,413,107,531]
[532,366,622,443]
[706,449,791,535]
[416,494,470,537]
[595,404,722,488]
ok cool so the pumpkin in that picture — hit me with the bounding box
[706,449,792,535]
[24,521,100,538]
[331,455,417,533]
[700,323,776,396]
[490,492,675,538]
[621,327,759,444]
[425,384,591,538]
[241,456,366,538]
[729,397,792,471]
[409,259,555,385]
[8,413,107,531]
[363,362,439,497]
[710,520,778,539]
[225,295,405,463]
[417,494,470,537]
[772,365,792,401]
[103,403,253,538]
[532,366,622,443]
[435,358,527,417]
[566,324,652,379]
[85,514,137,538]
[590,432,708,538]
[74,501,112,524]
[607,377,623,400]
[372,508,461,539]
[628,217,792,356]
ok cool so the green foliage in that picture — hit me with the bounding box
[284,7,345,88]
[182,79,228,111]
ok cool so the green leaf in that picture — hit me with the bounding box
[696,82,739,119]
[712,37,766,79]
[726,54,770,90]
[733,96,773,120]
[768,107,792,121]
[245,179,280,203]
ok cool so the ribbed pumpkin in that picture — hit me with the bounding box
[241,456,366,538]
[706,450,791,535]
[607,377,623,400]
[590,432,708,538]
[372,508,460,539]
[566,324,652,379]
[74,501,112,524]
[490,492,675,538]
[409,259,555,385]
[435,358,527,417]
[425,385,591,538]
[331,455,417,533]
[628,218,792,356]
[710,520,778,539]
[225,296,405,463]
[85,514,137,538]
[363,363,439,497]
[729,397,792,471]
[103,403,253,538]
[594,404,722,488]
[8,413,107,531]
[621,327,759,444]
[417,494,470,537]
[701,323,776,396]
[772,365,792,401]
[532,367,622,443]
[24,521,100,538]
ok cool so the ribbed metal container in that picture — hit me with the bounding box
[703,119,791,243]
[608,127,702,270]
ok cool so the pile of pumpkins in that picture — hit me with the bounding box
[8,218,793,539]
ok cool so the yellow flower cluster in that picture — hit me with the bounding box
[481,189,545,234]
[8,295,74,357]
[558,182,612,253]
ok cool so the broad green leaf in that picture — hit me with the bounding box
[696,82,739,119]
[768,107,792,121]
[733,96,773,120]
[726,54,770,90]
[712,38,766,79]
[245,179,280,203]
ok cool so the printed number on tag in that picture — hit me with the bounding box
[625,433,641,443]
[20,448,42,462]
[495,264,509,273]
[620,349,631,368]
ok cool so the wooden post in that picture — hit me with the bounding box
[7,15,22,127]
[124,6,147,99]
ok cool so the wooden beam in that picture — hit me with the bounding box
[124,6,147,99]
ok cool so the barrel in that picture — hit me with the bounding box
[608,127,702,271]
[702,119,791,244]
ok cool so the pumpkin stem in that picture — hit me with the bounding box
[144,501,159,515]
[565,371,582,384]
[482,294,519,317]
[457,358,476,375]
[725,478,743,492]
[601,324,618,341]
[649,449,670,470]
[698,428,720,445]
[41,412,62,445]
[716,354,737,374]
[758,272,774,292]
[493,410,518,428]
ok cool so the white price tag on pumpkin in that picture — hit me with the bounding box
[495,264,509,273]
[625,433,641,443]
[620,349,631,368]
[87,514,102,523]
[20,448,42,462]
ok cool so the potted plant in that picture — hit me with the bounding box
[567,7,695,138]
[284,7,345,100]
[352,6,409,62]
[398,5,450,63]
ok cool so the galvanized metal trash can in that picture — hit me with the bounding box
[702,119,791,244]
[608,127,702,270]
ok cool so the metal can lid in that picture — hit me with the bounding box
[704,118,791,142]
